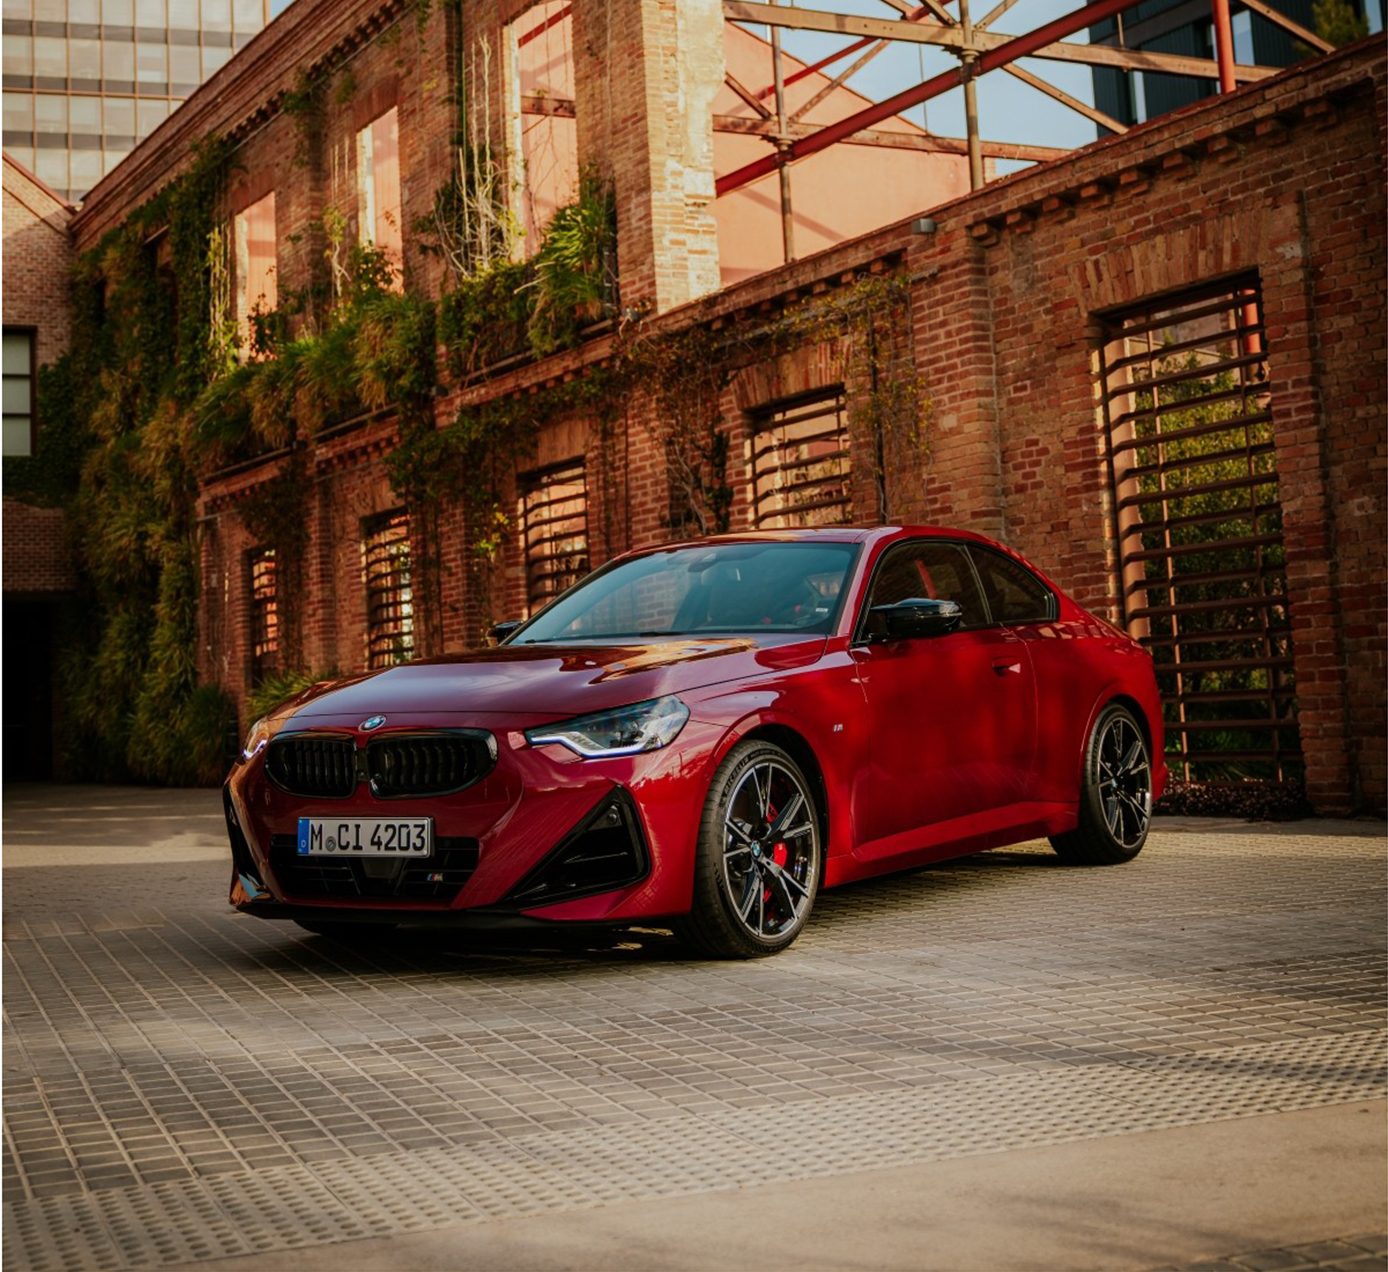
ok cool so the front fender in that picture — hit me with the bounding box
[1075,676,1169,802]
[690,689,857,862]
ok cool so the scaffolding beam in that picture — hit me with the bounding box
[714,113,1071,161]
[717,0,1273,196]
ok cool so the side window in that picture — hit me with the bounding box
[970,547,1055,624]
[863,541,988,639]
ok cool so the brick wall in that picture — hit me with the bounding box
[45,0,1381,814]
[3,157,75,602]
[2,499,75,594]
[2,155,72,370]
[195,41,1384,814]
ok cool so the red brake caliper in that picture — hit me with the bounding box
[762,802,785,905]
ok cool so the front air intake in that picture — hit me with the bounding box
[506,788,649,907]
[265,735,357,798]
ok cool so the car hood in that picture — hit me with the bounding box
[281,636,826,721]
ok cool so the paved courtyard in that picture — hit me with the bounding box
[2,786,1384,1271]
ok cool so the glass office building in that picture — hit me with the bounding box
[1,0,279,201]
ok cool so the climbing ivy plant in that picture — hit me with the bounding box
[7,138,241,783]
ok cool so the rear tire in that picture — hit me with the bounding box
[677,740,822,959]
[1050,703,1152,865]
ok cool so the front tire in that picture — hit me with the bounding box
[1050,703,1152,865]
[677,740,822,958]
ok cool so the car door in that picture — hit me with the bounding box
[966,543,1074,805]
[849,538,1038,859]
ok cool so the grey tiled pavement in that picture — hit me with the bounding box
[1155,1233,1388,1270]
[2,786,1385,1270]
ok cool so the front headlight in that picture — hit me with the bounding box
[241,715,272,761]
[525,695,690,758]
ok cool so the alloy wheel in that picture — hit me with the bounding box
[720,759,819,940]
[1097,714,1151,850]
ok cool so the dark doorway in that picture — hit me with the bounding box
[4,598,55,780]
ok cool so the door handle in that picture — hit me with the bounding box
[992,660,1023,675]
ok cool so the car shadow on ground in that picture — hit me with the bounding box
[268,845,1070,972]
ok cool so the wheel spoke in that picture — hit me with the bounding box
[768,792,804,839]
[750,766,768,823]
[756,884,765,935]
[1119,738,1143,775]
[737,875,759,920]
[772,870,801,919]
[1103,792,1121,836]
[765,859,808,898]
[725,818,753,845]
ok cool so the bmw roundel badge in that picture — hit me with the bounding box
[361,715,387,731]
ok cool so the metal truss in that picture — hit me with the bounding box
[714,0,1302,207]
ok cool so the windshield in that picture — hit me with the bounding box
[510,541,861,644]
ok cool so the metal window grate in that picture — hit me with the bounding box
[362,510,414,669]
[3,327,35,457]
[519,459,588,613]
[247,547,278,687]
[1098,276,1300,782]
[750,392,851,529]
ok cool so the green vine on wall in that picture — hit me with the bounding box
[8,137,241,783]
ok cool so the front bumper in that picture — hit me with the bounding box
[225,712,724,925]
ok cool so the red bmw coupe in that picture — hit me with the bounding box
[225,526,1165,957]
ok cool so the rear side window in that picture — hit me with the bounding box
[969,547,1055,624]
[862,540,989,639]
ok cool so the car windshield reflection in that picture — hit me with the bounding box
[510,541,860,644]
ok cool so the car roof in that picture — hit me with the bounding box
[651,525,1000,550]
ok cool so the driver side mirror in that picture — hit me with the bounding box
[870,598,963,641]
[489,619,523,644]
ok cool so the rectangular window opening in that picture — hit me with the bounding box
[362,509,414,669]
[749,391,852,530]
[233,191,276,356]
[518,458,588,614]
[1097,274,1300,784]
[357,105,402,282]
[248,546,279,687]
[2,327,35,456]
[507,1,578,254]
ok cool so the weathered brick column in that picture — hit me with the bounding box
[572,0,723,313]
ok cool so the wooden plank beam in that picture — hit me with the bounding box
[725,1,969,51]
[714,113,1069,162]
[996,33,1272,80]
[1001,63,1129,133]
[520,95,576,118]
[790,39,892,123]
[725,0,1273,80]
[1236,0,1333,52]
[725,71,775,118]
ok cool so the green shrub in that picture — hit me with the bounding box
[246,668,340,721]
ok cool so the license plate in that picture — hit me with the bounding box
[297,817,432,857]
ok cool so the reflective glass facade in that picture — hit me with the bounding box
[2,0,276,200]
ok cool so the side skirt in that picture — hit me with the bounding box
[826,801,1077,888]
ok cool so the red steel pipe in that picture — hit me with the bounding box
[717,0,1144,196]
[518,3,571,47]
[1210,0,1238,91]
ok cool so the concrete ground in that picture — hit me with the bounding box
[2,786,1384,1272]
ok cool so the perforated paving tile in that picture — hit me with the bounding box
[3,795,1385,1270]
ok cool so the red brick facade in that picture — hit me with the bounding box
[2,155,73,372]
[3,156,75,595]
[1,499,75,595]
[55,0,1388,813]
